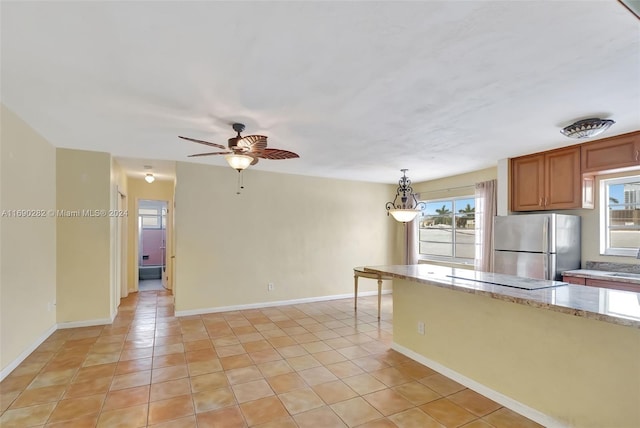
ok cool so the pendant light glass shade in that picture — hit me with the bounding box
[144,173,155,183]
[388,208,421,223]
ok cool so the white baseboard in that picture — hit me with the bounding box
[57,316,114,329]
[0,324,57,382]
[175,289,392,317]
[391,342,567,428]
[2,313,118,381]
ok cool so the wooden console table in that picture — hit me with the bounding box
[353,267,392,319]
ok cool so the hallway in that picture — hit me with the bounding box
[138,280,165,292]
[0,292,541,427]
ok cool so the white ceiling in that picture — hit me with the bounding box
[2,1,639,184]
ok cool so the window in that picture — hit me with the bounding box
[418,196,475,263]
[139,207,166,229]
[600,175,640,257]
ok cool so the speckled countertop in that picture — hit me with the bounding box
[562,269,640,285]
[364,264,640,329]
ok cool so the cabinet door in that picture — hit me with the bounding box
[545,146,581,210]
[562,275,586,285]
[581,132,640,173]
[511,154,544,211]
[585,278,640,293]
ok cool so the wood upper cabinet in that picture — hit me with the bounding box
[511,146,581,211]
[581,131,640,173]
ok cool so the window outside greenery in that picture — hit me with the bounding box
[418,196,475,262]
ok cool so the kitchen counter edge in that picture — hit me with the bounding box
[364,264,640,329]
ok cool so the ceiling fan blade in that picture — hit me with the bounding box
[257,148,300,160]
[187,151,231,157]
[237,135,268,153]
[179,136,227,150]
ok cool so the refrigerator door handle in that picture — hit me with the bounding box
[542,216,550,280]
[542,216,549,254]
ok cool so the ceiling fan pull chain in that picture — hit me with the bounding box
[236,170,245,195]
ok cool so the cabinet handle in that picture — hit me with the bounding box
[539,198,543,206]
[545,197,548,206]
[635,150,639,161]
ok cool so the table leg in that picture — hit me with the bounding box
[354,274,358,311]
[377,278,382,320]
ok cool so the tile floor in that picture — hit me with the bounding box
[0,291,543,427]
[138,280,165,292]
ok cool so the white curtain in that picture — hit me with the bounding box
[405,218,418,264]
[404,190,424,265]
[475,179,497,272]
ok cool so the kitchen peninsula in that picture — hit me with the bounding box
[364,264,640,428]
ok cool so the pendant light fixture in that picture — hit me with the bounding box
[143,165,155,183]
[385,169,425,223]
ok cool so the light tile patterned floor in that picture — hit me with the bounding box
[0,291,543,427]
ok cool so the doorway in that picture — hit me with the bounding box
[138,199,167,291]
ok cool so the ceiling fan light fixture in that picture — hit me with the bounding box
[144,173,155,183]
[560,118,615,139]
[225,154,253,171]
[385,169,425,223]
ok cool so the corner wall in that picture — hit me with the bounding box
[0,105,57,375]
[56,148,112,324]
[110,159,128,313]
[174,162,395,313]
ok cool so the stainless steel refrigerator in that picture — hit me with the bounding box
[493,214,581,280]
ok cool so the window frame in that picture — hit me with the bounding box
[599,174,640,257]
[139,207,166,230]
[417,195,476,265]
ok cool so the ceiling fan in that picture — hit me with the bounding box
[179,123,299,171]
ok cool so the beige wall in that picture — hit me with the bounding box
[126,177,175,292]
[174,162,396,313]
[393,278,640,428]
[0,105,57,372]
[413,167,497,200]
[56,149,112,323]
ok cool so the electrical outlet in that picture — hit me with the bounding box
[417,321,425,335]
[268,283,274,291]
